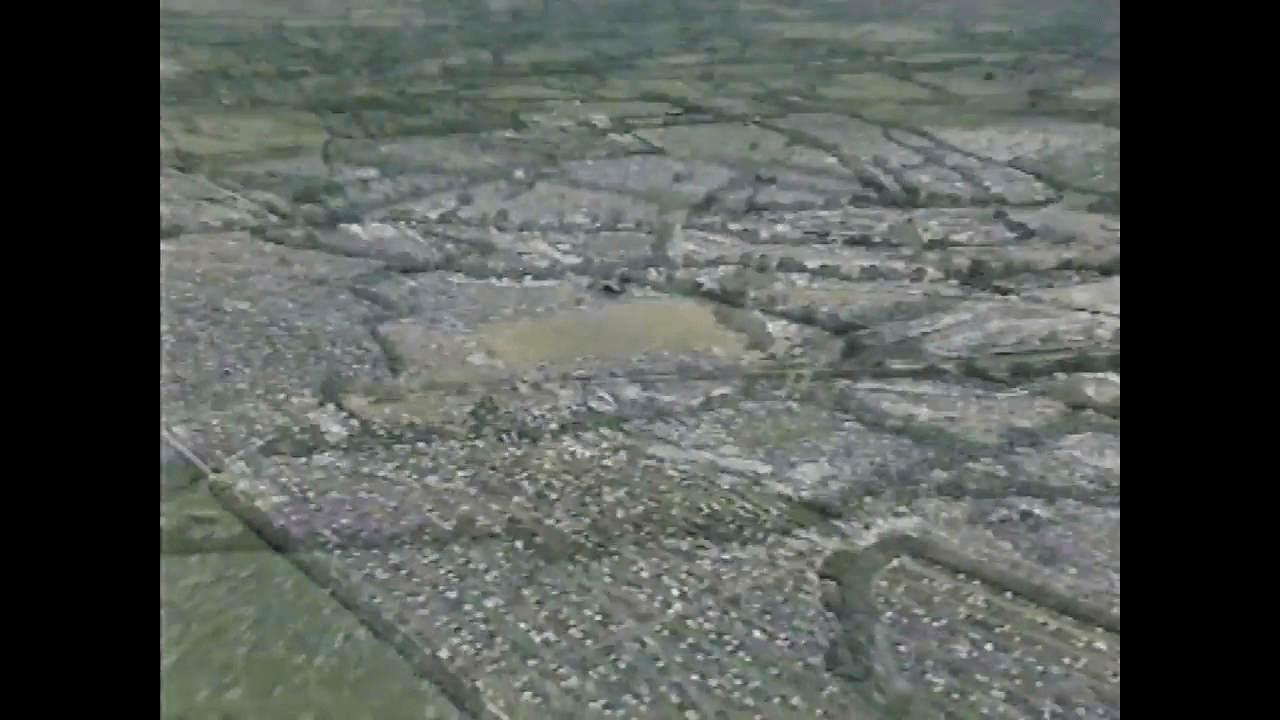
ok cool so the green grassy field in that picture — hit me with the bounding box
[161,487,463,720]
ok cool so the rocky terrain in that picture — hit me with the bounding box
[161,1,1119,718]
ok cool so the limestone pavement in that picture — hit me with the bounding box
[161,2,1119,718]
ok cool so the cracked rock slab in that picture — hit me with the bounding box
[836,379,1070,448]
[205,433,880,719]
[162,7,1119,718]
[207,424,1118,720]
[850,296,1120,383]
[822,527,1119,719]
[1026,277,1120,316]
[161,171,284,237]
[929,121,1120,196]
[160,233,391,456]
[1047,373,1119,417]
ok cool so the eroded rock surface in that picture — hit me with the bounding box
[162,2,1119,718]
